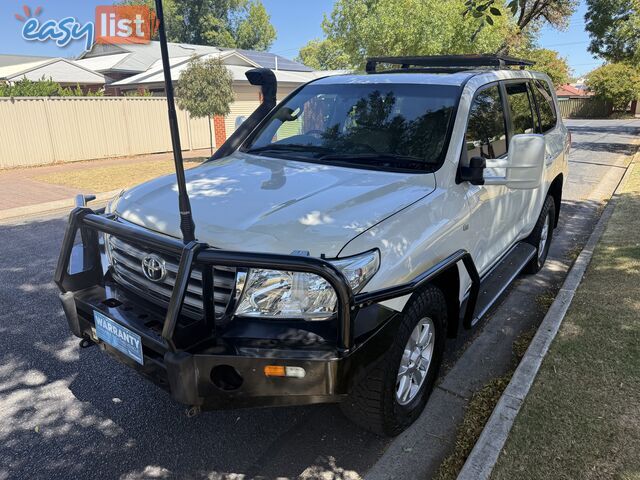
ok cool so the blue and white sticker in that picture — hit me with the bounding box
[94,310,144,365]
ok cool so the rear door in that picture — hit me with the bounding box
[502,80,540,237]
[531,78,565,169]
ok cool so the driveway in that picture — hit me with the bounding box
[1,119,638,480]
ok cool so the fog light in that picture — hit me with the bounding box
[264,365,285,377]
[264,365,306,378]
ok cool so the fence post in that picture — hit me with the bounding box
[42,97,59,163]
[121,97,134,156]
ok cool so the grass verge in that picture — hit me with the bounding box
[492,162,640,480]
[434,329,536,480]
[35,157,205,192]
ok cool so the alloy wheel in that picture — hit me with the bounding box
[538,212,550,262]
[396,317,435,406]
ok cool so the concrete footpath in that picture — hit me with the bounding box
[0,149,209,220]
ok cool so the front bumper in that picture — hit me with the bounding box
[60,284,401,409]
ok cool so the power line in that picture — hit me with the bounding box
[270,46,304,56]
[541,40,590,47]
[571,61,604,66]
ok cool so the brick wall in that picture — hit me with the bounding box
[213,115,227,147]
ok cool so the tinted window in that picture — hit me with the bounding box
[465,85,507,159]
[533,80,557,132]
[245,83,460,171]
[505,82,536,135]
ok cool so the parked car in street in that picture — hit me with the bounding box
[56,55,569,436]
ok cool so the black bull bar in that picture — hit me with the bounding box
[55,206,481,353]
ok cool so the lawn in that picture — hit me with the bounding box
[492,161,640,479]
[35,157,205,193]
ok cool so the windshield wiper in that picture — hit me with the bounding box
[316,153,427,169]
[246,144,332,155]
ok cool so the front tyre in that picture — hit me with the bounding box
[524,195,555,274]
[340,286,447,436]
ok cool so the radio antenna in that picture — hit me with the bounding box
[154,0,196,243]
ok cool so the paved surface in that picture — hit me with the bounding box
[0,149,209,211]
[0,120,638,480]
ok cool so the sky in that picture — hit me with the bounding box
[0,0,602,78]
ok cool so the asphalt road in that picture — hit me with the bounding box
[1,119,638,480]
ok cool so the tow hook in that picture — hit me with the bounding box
[79,337,95,349]
[185,406,202,418]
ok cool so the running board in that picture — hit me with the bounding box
[464,242,536,329]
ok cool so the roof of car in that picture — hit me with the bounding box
[312,69,546,87]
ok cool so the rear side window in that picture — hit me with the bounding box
[465,85,507,159]
[505,82,536,135]
[532,80,557,133]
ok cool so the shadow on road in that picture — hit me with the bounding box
[567,124,640,135]
[570,141,637,155]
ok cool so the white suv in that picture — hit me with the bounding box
[56,55,569,436]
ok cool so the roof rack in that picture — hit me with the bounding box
[365,54,535,74]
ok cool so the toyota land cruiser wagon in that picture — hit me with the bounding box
[56,55,569,436]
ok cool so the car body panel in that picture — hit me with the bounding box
[342,70,569,309]
[312,71,478,87]
[113,151,437,257]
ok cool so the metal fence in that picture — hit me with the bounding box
[557,97,613,119]
[0,97,215,169]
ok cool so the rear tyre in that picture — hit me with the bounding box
[524,195,555,274]
[340,286,447,436]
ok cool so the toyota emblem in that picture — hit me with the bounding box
[141,254,166,282]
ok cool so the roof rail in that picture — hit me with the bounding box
[365,54,535,74]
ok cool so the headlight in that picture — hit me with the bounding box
[234,250,380,320]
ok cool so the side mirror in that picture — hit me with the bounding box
[459,156,486,185]
[484,134,545,190]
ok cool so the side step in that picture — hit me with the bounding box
[465,242,536,329]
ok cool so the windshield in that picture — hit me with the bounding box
[243,82,460,172]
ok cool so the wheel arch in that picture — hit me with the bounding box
[407,264,461,339]
[547,173,563,227]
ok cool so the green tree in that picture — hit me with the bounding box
[585,0,640,64]
[0,77,99,97]
[466,0,578,30]
[298,0,515,70]
[296,38,352,70]
[520,48,571,85]
[234,1,276,50]
[175,56,234,153]
[121,0,276,50]
[586,63,640,111]
[464,0,578,52]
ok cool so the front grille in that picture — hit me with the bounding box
[106,236,236,318]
